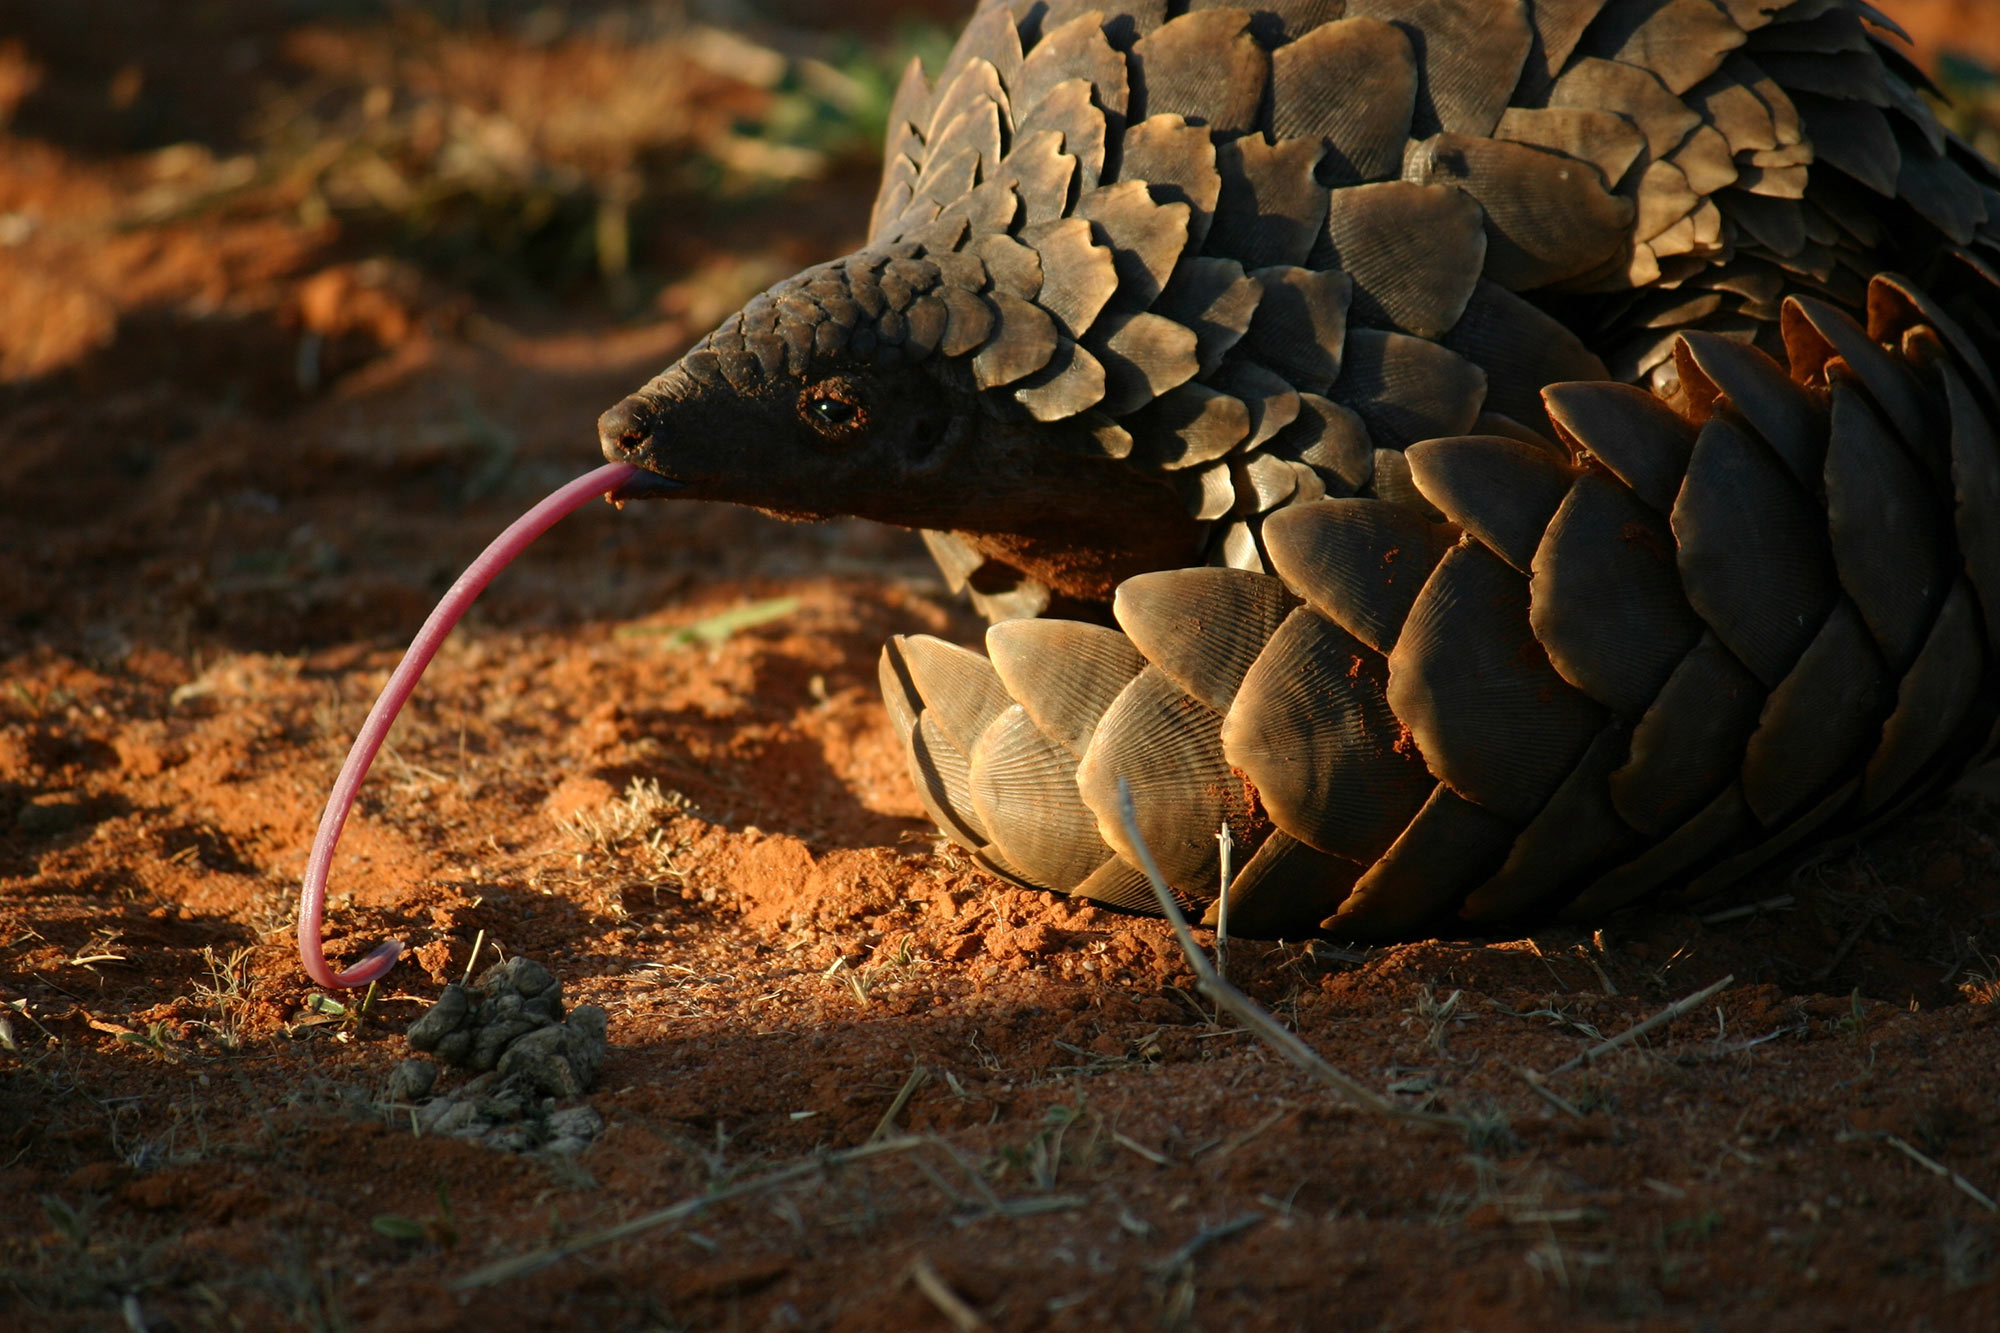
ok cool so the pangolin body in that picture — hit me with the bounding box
[600,0,2000,939]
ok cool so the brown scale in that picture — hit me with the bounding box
[600,1,2000,939]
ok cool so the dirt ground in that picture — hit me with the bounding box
[6,4,2000,1331]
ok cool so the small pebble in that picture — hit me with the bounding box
[387,1059,437,1102]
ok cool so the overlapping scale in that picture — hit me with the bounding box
[1823,382,1949,669]
[1387,542,1605,822]
[1129,8,1268,136]
[1071,855,1169,912]
[968,705,1111,890]
[1671,775,1860,906]
[1150,258,1263,376]
[878,638,924,744]
[1024,216,1120,341]
[1326,786,1517,938]
[953,1,1026,88]
[1330,330,1486,449]
[1607,632,1766,837]
[1128,382,1251,468]
[1737,599,1889,825]
[1113,567,1296,713]
[1211,360,1301,449]
[1563,784,1751,919]
[996,132,1080,230]
[1316,181,1486,340]
[1404,133,1635,290]
[1347,0,1532,139]
[1404,435,1574,575]
[1014,11,1130,127]
[1672,414,1837,687]
[1017,80,1109,191]
[909,711,990,849]
[1495,105,1646,191]
[972,291,1061,389]
[1369,449,1444,523]
[1087,311,1202,415]
[1014,337,1108,420]
[1576,0,1746,96]
[1208,136,1328,269]
[1202,831,1361,937]
[1267,17,1416,185]
[1782,296,1932,446]
[1459,722,1640,924]
[1221,606,1435,864]
[1543,381,1696,513]
[1076,666,1261,901]
[1531,472,1704,715]
[1263,498,1459,655]
[1439,281,1608,434]
[1074,180,1190,310]
[1673,331,1827,489]
[1238,266,1351,394]
[896,635,1016,755]
[986,618,1147,757]
[1861,579,1984,813]
[1274,395,1375,495]
[1119,115,1220,251]
[1868,274,1998,404]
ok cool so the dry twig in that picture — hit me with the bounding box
[1546,975,1734,1076]
[1111,1130,1171,1166]
[1147,1213,1265,1276]
[871,1063,931,1142]
[1840,1132,2000,1213]
[450,1136,929,1290]
[1214,822,1234,978]
[908,1256,989,1331]
[1114,780,1464,1134]
[1700,895,1795,925]
[1515,1067,1585,1119]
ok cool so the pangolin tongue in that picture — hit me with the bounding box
[297,462,640,990]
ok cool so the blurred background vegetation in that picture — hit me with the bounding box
[0,1,964,360]
[0,0,1996,390]
[1938,53,2000,166]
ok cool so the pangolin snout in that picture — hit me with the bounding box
[597,394,655,465]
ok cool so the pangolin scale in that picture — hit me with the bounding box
[599,0,2000,939]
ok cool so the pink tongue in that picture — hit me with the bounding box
[298,462,639,990]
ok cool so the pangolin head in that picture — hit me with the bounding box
[598,240,1203,604]
[601,251,980,526]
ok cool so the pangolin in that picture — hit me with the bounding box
[582,0,2000,943]
[296,2,2000,984]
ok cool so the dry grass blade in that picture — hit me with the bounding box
[1112,1130,1172,1166]
[1215,822,1234,978]
[1515,1067,1585,1118]
[1113,779,1465,1133]
[1208,1108,1291,1161]
[1546,975,1734,1076]
[908,1256,990,1331]
[460,928,487,986]
[1700,895,1795,924]
[870,1063,931,1142]
[619,596,801,648]
[1147,1213,1265,1277]
[449,1136,929,1290]
[1840,1132,2000,1212]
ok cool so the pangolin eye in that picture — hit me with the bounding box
[801,384,866,438]
[809,397,858,427]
